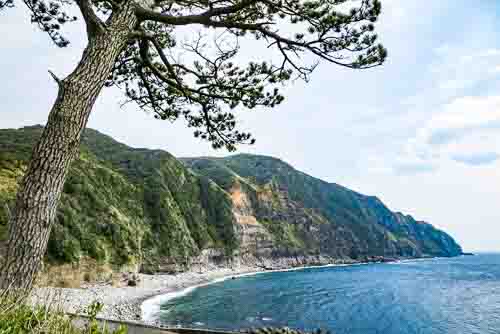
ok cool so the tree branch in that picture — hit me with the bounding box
[48,70,62,87]
[135,0,259,26]
[114,0,386,150]
[76,0,106,38]
[136,10,366,69]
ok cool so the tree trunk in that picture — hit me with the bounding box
[0,9,138,291]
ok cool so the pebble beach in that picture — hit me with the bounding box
[31,265,261,326]
[30,256,376,326]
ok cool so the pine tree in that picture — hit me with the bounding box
[0,0,387,290]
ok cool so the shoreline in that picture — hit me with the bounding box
[141,267,263,323]
[31,255,437,326]
[31,265,262,324]
[141,262,356,324]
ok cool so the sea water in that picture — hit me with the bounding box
[156,254,500,334]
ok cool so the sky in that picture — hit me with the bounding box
[1,0,500,252]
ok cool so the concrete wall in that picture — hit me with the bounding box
[73,316,238,334]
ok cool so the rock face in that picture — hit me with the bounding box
[0,126,462,274]
[182,155,463,260]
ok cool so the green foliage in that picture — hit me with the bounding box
[0,297,127,334]
[83,301,127,334]
[4,0,388,148]
[260,220,305,254]
[102,0,387,151]
[181,158,240,191]
[0,304,77,334]
[0,127,239,268]
[184,154,463,259]
[198,177,238,255]
[47,225,82,263]
[0,126,461,273]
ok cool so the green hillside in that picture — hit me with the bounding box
[0,126,236,273]
[0,126,462,280]
[183,155,463,258]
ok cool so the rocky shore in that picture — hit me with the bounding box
[30,255,400,326]
[32,265,258,325]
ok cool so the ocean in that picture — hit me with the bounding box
[157,254,500,334]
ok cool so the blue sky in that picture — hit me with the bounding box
[2,0,500,251]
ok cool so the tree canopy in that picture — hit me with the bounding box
[1,0,386,150]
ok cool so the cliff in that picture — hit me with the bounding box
[182,155,462,260]
[0,126,462,276]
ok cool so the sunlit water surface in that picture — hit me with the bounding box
[158,254,500,334]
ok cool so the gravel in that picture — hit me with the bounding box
[30,255,361,325]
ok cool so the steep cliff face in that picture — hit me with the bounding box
[183,155,463,259]
[0,126,462,276]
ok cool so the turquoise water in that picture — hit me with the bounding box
[159,254,500,333]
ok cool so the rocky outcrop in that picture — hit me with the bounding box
[0,126,462,278]
[183,155,463,260]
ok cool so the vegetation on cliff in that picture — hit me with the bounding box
[0,126,462,277]
[0,126,237,273]
[183,155,463,258]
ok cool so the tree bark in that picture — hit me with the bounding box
[0,7,138,291]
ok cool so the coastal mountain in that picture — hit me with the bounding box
[182,156,462,260]
[0,126,462,276]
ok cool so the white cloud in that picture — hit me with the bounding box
[398,95,500,169]
[425,96,500,133]
[387,41,500,174]
[3,0,500,252]
[452,152,500,166]
[431,48,500,95]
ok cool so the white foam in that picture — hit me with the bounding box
[388,257,439,265]
[140,261,378,323]
[142,284,200,321]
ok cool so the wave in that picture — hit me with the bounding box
[140,262,374,323]
[141,258,446,323]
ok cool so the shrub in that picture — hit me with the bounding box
[0,295,127,334]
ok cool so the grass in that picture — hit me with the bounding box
[0,290,326,334]
[36,259,115,288]
[0,293,127,334]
